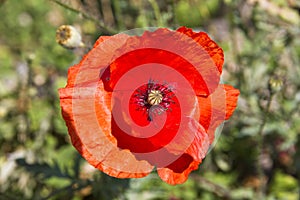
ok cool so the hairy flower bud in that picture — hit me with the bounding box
[56,25,84,49]
[269,76,283,94]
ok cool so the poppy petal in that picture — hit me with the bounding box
[157,157,201,185]
[59,35,155,178]
[59,84,154,178]
[162,115,209,158]
[176,27,224,74]
[198,84,240,143]
[157,119,210,185]
[108,28,220,96]
[110,89,182,153]
[185,118,210,162]
[67,34,130,89]
[156,118,209,185]
[109,63,200,154]
[65,36,112,88]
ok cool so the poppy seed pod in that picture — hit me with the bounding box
[56,25,84,49]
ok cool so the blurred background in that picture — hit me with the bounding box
[0,0,300,199]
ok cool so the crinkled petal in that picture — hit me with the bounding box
[157,157,201,185]
[59,84,154,178]
[65,36,111,88]
[176,27,224,74]
[108,28,220,96]
[198,84,240,143]
[185,118,210,162]
[157,84,239,182]
[66,34,130,89]
[59,35,155,178]
[156,118,209,185]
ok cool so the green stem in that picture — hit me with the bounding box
[256,93,273,199]
[171,0,178,27]
[148,0,164,27]
[192,175,232,199]
[49,0,117,34]
[41,180,91,200]
[112,0,124,30]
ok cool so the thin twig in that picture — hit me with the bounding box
[112,0,125,30]
[49,0,117,34]
[171,0,178,27]
[41,180,91,200]
[148,0,164,27]
[256,92,273,199]
[192,175,232,199]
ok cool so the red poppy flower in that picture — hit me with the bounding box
[59,27,239,185]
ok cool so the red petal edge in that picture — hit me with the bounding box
[176,27,224,74]
[198,84,240,143]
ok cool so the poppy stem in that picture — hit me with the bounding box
[256,92,273,199]
[148,0,164,27]
[170,0,178,27]
[111,0,125,30]
[49,0,118,35]
[192,175,232,199]
[41,180,92,200]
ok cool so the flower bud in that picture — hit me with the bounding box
[56,25,84,49]
[268,76,283,94]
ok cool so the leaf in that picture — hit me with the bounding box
[16,158,72,179]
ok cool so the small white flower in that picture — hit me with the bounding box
[56,25,84,49]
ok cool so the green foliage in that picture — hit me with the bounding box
[0,0,300,199]
[269,170,298,199]
[175,0,220,27]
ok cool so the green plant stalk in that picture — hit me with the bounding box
[148,0,164,27]
[256,93,273,200]
[41,180,91,200]
[171,0,178,27]
[192,175,232,198]
[112,0,124,30]
[49,0,117,34]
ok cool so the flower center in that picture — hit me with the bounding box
[130,80,175,121]
[147,90,163,105]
